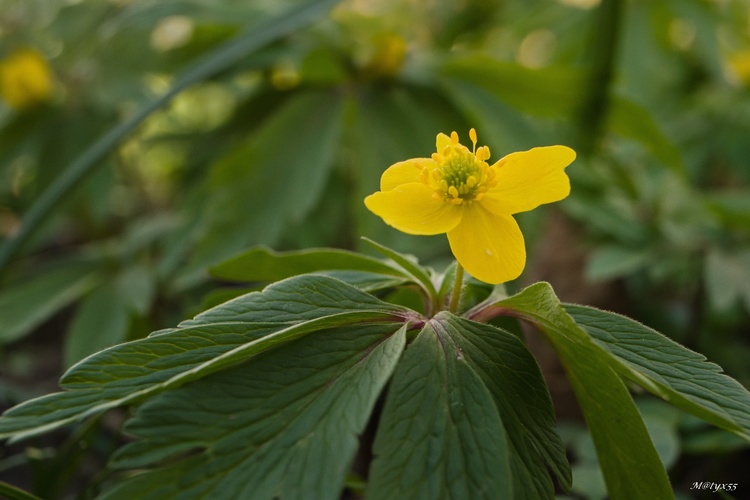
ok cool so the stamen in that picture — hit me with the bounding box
[422,129,493,205]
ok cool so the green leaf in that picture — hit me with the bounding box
[0,0,342,274]
[317,270,411,293]
[585,244,652,282]
[440,56,585,117]
[103,324,407,500]
[607,97,685,175]
[116,263,156,315]
[0,260,100,344]
[0,481,42,500]
[181,274,410,326]
[566,304,750,442]
[64,282,130,368]
[492,283,674,500]
[209,246,404,282]
[368,316,512,500]
[441,314,570,498]
[0,276,409,441]
[439,78,541,155]
[185,89,345,283]
[704,248,750,312]
[361,237,437,303]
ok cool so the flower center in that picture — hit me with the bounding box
[421,130,496,205]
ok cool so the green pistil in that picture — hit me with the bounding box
[442,154,481,201]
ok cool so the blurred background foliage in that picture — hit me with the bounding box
[1,0,749,497]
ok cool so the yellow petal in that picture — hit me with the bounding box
[447,204,525,284]
[482,145,575,215]
[380,158,435,191]
[365,183,463,235]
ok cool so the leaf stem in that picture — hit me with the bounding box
[449,263,464,314]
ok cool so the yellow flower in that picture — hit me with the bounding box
[364,129,575,284]
[364,34,407,79]
[0,48,54,110]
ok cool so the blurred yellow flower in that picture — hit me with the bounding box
[727,50,750,87]
[364,34,406,79]
[365,129,575,284]
[0,48,54,110]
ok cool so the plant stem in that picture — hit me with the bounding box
[449,263,464,314]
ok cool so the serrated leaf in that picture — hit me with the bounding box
[0,260,100,344]
[565,304,750,442]
[440,314,570,499]
[368,316,512,500]
[209,246,404,282]
[103,323,407,500]
[181,274,409,326]
[0,275,409,441]
[492,283,673,500]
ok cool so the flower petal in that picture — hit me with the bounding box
[365,183,463,235]
[447,204,525,284]
[380,158,435,191]
[482,145,575,215]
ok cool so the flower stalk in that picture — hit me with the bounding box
[449,263,465,313]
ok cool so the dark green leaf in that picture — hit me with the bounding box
[116,263,156,315]
[0,276,409,441]
[317,270,411,292]
[493,283,674,500]
[566,304,750,442]
[0,261,100,344]
[209,246,404,283]
[0,481,42,500]
[585,245,652,282]
[441,314,570,498]
[361,237,437,303]
[607,97,685,175]
[368,317,512,500]
[103,324,407,500]
[64,282,130,368]
[181,274,410,326]
[440,56,585,117]
[184,90,345,283]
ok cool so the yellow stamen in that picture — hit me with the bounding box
[419,129,495,205]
